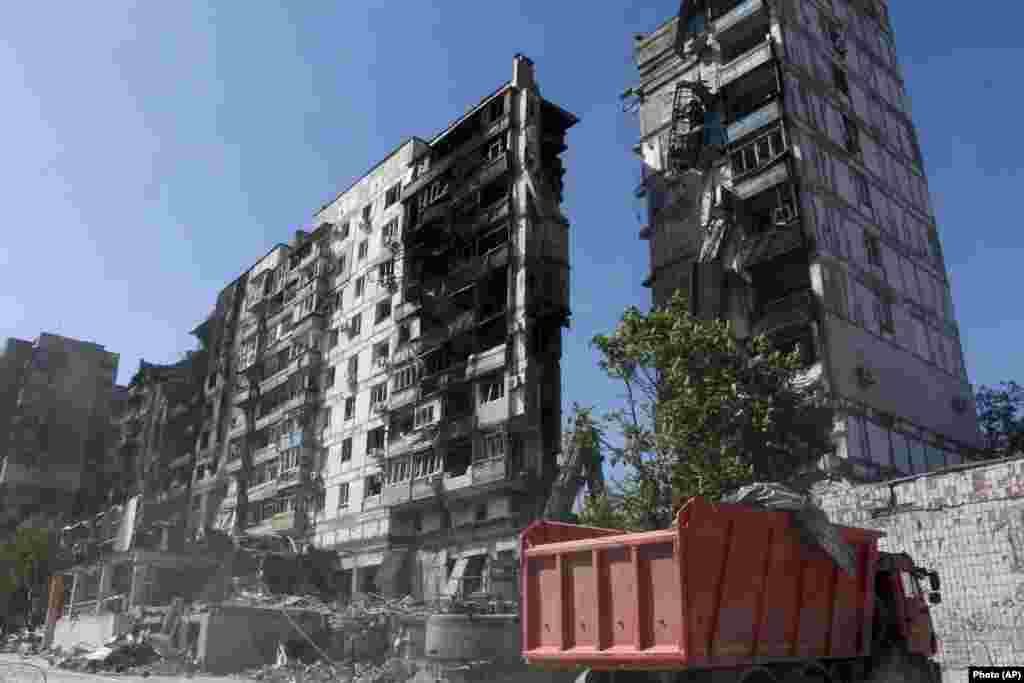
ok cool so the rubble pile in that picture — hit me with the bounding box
[0,628,43,655]
[49,634,184,676]
[235,657,414,683]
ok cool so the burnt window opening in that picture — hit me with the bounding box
[483,136,506,164]
[477,316,507,353]
[751,250,812,312]
[487,95,505,123]
[478,224,510,256]
[449,332,474,368]
[723,64,778,127]
[385,184,402,208]
[475,504,488,522]
[445,440,472,477]
[479,267,508,319]
[365,474,383,497]
[770,324,818,367]
[452,285,475,311]
[480,176,510,209]
[432,115,480,162]
[390,410,414,441]
[864,232,883,268]
[423,348,447,376]
[398,323,412,346]
[843,115,861,156]
[445,384,474,419]
[367,426,386,451]
[745,182,798,234]
[719,11,770,64]
[832,63,850,96]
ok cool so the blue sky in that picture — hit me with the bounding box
[1,1,1021,431]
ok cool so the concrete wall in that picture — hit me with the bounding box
[52,613,131,651]
[813,456,1024,675]
[196,606,327,675]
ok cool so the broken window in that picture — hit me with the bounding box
[281,448,300,472]
[373,342,390,365]
[477,317,506,352]
[730,125,786,178]
[350,312,362,336]
[385,184,401,208]
[337,482,350,508]
[393,364,418,392]
[321,406,332,430]
[484,136,506,163]
[367,426,386,451]
[412,450,442,478]
[337,222,351,240]
[324,366,336,389]
[479,176,509,209]
[445,440,472,477]
[358,241,369,261]
[355,276,366,298]
[475,504,488,522]
[398,322,412,346]
[446,385,473,418]
[387,458,410,485]
[875,293,896,334]
[341,438,352,463]
[478,225,509,255]
[371,383,388,406]
[479,375,505,404]
[362,204,373,224]
[414,403,437,428]
[344,396,356,421]
[348,354,360,381]
[390,410,414,441]
[365,474,383,497]
[477,432,505,462]
[864,232,883,268]
[843,115,860,156]
[487,95,504,123]
[375,300,392,324]
[327,328,340,350]
[200,431,211,450]
[833,63,849,96]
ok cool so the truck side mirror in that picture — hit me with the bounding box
[928,592,941,605]
[928,571,940,592]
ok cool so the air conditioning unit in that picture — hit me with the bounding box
[773,205,795,225]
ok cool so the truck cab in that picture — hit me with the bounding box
[875,552,941,659]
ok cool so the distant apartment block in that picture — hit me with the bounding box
[187,55,576,600]
[629,0,980,477]
[0,333,120,531]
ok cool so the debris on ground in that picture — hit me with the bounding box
[0,627,43,655]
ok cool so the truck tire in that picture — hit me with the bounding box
[865,647,932,683]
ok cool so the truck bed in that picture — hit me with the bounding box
[520,497,883,672]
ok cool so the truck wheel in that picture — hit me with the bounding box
[865,647,931,683]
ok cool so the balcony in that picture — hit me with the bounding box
[753,289,815,336]
[255,390,317,432]
[382,483,411,506]
[727,99,781,145]
[260,349,322,395]
[712,0,764,34]
[471,457,506,485]
[719,41,773,89]
[732,159,789,201]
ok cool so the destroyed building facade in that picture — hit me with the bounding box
[0,333,120,534]
[630,0,981,477]
[186,54,576,601]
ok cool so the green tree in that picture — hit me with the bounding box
[975,381,1024,459]
[578,291,835,530]
[0,528,55,627]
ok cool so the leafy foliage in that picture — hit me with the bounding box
[576,291,834,530]
[975,381,1024,459]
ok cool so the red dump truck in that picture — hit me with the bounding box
[520,497,942,683]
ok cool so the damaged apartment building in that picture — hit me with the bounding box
[628,0,981,477]
[187,54,576,603]
[51,352,221,645]
[0,334,121,535]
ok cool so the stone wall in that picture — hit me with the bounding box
[812,455,1024,675]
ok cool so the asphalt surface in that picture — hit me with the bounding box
[0,654,231,683]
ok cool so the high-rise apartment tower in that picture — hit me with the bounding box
[630,0,980,477]
[194,55,575,600]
